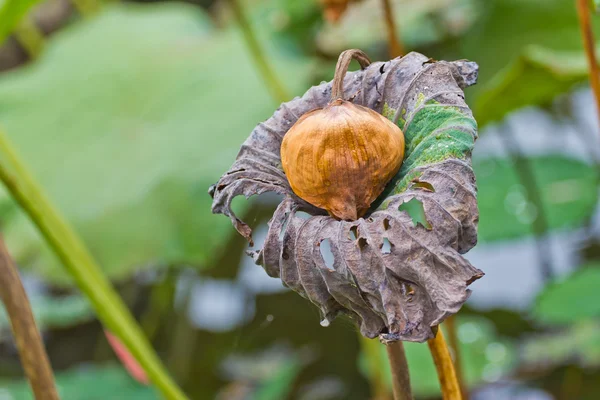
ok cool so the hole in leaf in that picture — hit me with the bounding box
[357,237,368,250]
[383,218,391,230]
[411,180,435,192]
[296,211,311,220]
[380,64,385,74]
[381,238,391,254]
[278,213,290,241]
[398,198,432,229]
[349,225,358,240]
[319,239,335,271]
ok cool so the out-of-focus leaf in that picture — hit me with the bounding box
[533,264,600,325]
[253,355,303,400]
[474,46,591,127]
[0,363,159,399]
[476,156,597,242]
[0,3,311,285]
[523,320,600,368]
[358,316,516,397]
[316,0,476,56]
[0,292,93,332]
[440,0,600,127]
[0,0,43,44]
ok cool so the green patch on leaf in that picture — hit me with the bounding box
[388,102,475,196]
[533,264,600,325]
[476,156,597,242]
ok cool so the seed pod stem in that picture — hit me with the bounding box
[428,327,462,400]
[386,341,413,400]
[331,49,372,101]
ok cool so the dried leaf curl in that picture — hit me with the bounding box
[211,51,483,342]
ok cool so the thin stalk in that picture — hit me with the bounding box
[576,0,600,130]
[381,0,404,58]
[0,130,187,400]
[498,126,554,281]
[444,316,468,400]
[427,328,462,400]
[359,334,391,400]
[228,0,289,104]
[331,49,371,100]
[12,16,44,59]
[385,341,413,400]
[0,237,59,400]
[69,0,100,16]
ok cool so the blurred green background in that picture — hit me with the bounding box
[0,0,600,399]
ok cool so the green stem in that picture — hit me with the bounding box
[70,0,101,17]
[228,0,289,104]
[12,16,45,59]
[359,334,391,400]
[0,129,187,400]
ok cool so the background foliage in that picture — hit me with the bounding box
[0,0,599,399]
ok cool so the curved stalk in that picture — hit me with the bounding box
[428,327,462,400]
[0,130,187,400]
[0,237,59,400]
[385,340,413,400]
[331,49,372,100]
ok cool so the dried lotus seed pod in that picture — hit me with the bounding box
[281,99,405,220]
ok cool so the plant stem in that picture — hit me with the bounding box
[12,16,44,59]
[381,0,404,58]
[359,334,391,400]
[444,316,468,400]
[576,0,600,130]
[331,49,372,100]
[0,237,59,400]
[385,340,413,400]
[428,327,462,400]
[0,130,187,400]
[228,0,289,104]
[498,125,554,281]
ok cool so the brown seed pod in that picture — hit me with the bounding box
[281,50,405,221]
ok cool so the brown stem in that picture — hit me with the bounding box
[428,327,462,400]
[385,341,413,400]
[576,0,600,128]
[331,49,371,101]
[381,0,404,58]
[444,316,468,399]
[0,237,59,400]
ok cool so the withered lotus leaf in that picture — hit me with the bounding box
[210,51,484,342]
